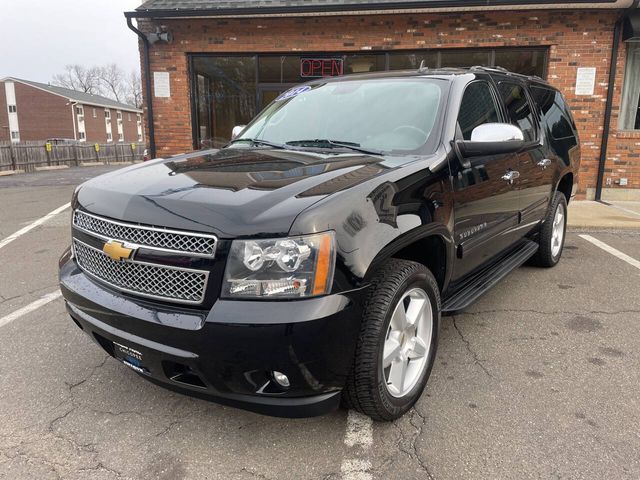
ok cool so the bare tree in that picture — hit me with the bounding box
[52,64,142,107]
[51,65,101,94]
[98,64,126,103]
[125,70,143,108]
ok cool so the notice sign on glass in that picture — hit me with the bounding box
[300,58,344,78]
[575,67,596,96]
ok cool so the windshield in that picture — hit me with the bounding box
[235,78,446,155]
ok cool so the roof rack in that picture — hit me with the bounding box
[470,65,545,82]
[415,64,546,82]
[470,65,510,73]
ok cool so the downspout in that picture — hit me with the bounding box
[595,0,640,201]
[69,101,78,141]
[126,16,156,158]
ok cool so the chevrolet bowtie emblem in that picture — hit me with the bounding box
[103,240,134,262]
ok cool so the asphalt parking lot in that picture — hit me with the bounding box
[1,166,639,480]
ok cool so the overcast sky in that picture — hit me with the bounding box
[1,0,143,82]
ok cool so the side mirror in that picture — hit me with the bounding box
[231,125,246,140]
[456,123,525,159]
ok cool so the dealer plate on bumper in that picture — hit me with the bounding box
[114,342,150,374]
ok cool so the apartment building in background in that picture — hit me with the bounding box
[0,77,144,144]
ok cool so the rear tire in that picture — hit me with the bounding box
[343,259,440,421]
[531,192,567,268]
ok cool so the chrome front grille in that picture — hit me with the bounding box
[72,239,208,305]
[73,210,216,257]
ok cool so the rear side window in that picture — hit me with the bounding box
[530,86,577,141]
[457,81,500,140]
[497,82,537,142]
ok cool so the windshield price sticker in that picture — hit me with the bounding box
[275,85,311,102]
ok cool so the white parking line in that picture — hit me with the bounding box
[341,459,373,480]
[0,290,62,329]
[0,202,70,251]
[344,409,374,448]
[341,410,374,480]
[579,234,640,270]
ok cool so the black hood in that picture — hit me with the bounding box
[75,147,424,238]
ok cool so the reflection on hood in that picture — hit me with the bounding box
[164,147,388,197]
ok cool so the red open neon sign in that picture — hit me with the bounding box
[300,58,344,78]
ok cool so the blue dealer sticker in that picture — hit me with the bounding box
[275,85,311,102]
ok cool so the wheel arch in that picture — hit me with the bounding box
[364,225,455,293]
[556,172,574,204]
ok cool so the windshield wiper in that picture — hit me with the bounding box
[228,138,290,150]
[285,139,383,156]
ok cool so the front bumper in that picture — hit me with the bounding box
[59,253,365,417]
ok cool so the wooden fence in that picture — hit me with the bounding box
[0,142,145,173]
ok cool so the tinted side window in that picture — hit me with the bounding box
[457,81,500,140]
[498,82,537,142]
[530,86,577,141]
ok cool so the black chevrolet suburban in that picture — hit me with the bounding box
[59,66,579,421]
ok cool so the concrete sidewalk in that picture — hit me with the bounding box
[568,200,640,230]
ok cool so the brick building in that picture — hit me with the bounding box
[126,0,640,200]
[0,78,144,144]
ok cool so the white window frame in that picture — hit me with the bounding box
[118,133,124,142]
[5,81,20,142]
[619,43,640,131]
[8,105,16,113]
[104,109,111,119]
[78,131,86,140]
[106,132,112,142]
[76,105,84,116]
[117,111,122,120]
[92,108,97,118]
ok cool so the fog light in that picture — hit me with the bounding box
[273,371,290,387]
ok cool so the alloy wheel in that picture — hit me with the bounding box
[382,287,433,398]
[551,202,565,258]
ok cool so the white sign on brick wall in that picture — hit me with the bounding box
[153,72,171,98]
[575,67,596,96]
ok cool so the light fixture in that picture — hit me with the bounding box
[146,26,173,44]
[273,371,290,388]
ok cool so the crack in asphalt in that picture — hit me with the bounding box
[2,355,121,479]
[65,354,110,391]
[452,315,494,379]
[409,408,435,479]
[0,449,64,480]
[34,352,192,478]
[237,467,277,480]
[71,462,124,479]
[321,473,340,480]
[392,409,435,480]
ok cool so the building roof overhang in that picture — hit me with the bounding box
[126,0,635,19]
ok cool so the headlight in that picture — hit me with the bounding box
[222,232,336,299]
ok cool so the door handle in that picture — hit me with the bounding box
[501,170,520,184]
[537,158,552,169]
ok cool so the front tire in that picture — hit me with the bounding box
[343,259,440,421]
[531,192,568,268]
